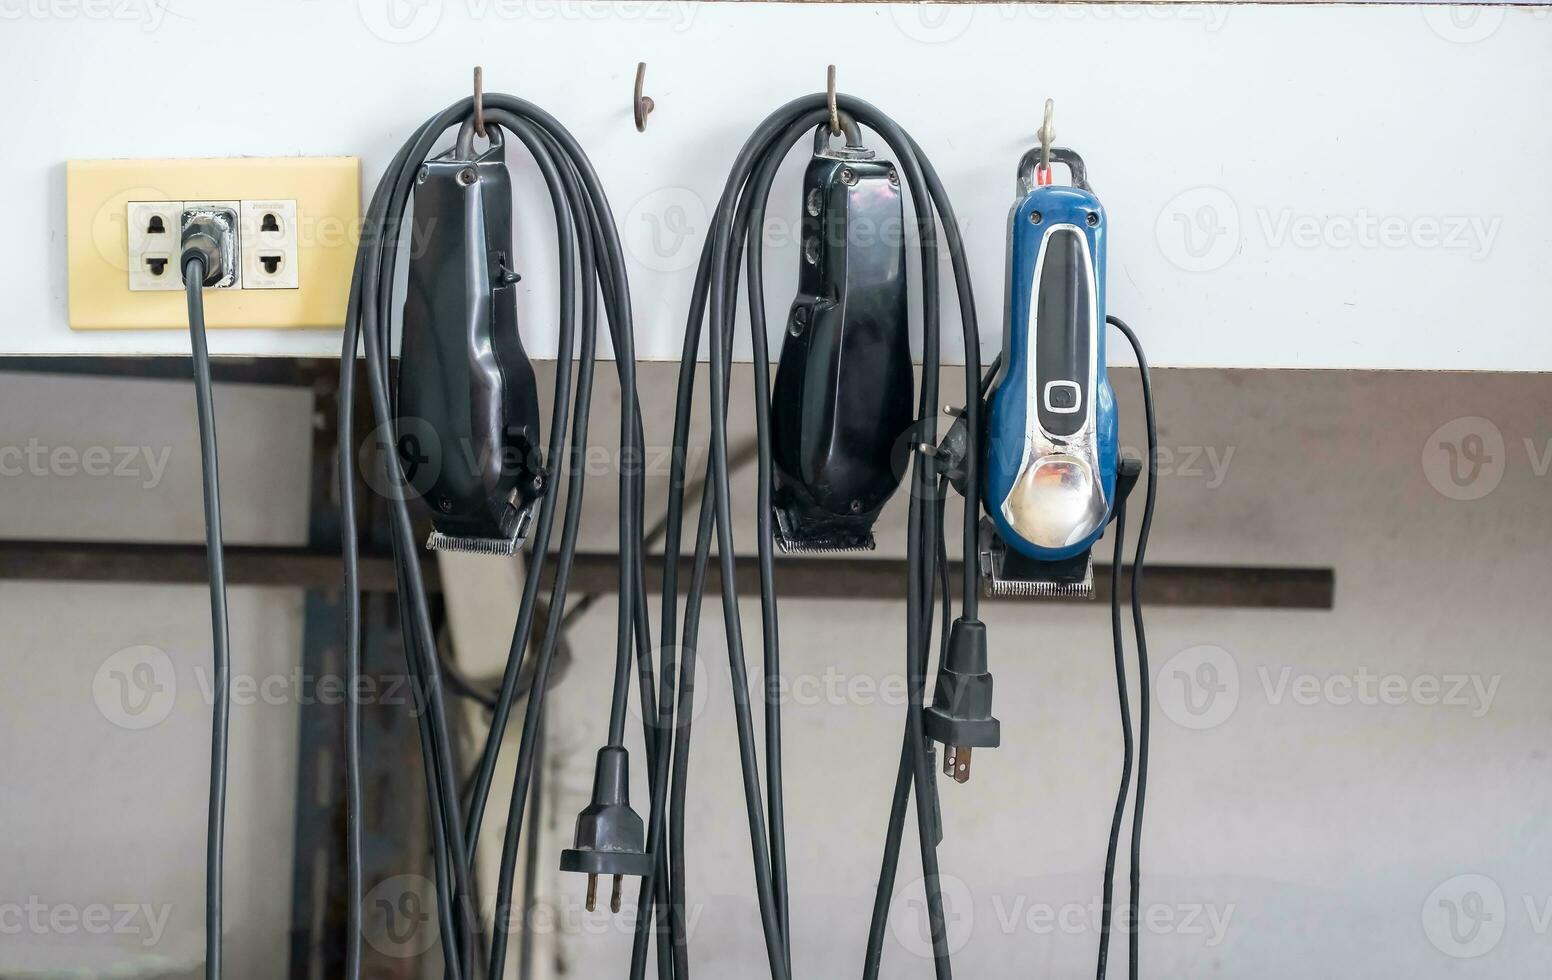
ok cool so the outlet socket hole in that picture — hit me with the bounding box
[260,212,281,233]
[146,257,168,276]
[259,255,284,275]
[147,215,166,234]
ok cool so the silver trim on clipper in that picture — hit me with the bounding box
[999,223,1107,551]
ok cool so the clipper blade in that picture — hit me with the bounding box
[979,520,1096,600]
[983,566,1094,600]
[773,505,877,555]
[426,503,535,557]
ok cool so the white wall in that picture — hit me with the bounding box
[5,2,1552,368]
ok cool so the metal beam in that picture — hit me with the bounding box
[0,540,1331,609]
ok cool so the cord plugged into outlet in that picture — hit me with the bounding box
[126,198,299,292]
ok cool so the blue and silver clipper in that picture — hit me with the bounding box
[980,146,1119,598]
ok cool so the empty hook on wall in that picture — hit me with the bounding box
[634,62,655,132]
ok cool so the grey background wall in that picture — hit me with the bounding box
[2,365,1547,977]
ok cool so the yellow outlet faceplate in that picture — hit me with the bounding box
[67,157,361,330]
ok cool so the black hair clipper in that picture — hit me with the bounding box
[770,126,913,553]
[396,130,546,556]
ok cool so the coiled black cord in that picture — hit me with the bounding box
[339,93,649,980]
[183,258,230,980]
[659,93,982,980]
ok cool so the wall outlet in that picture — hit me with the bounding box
[126,201,185,292]
[240,199,299,290]
[66,157,360,330]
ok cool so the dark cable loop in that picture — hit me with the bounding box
[340,93,647,980]
[657,93,980,980]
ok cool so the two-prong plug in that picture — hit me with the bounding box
[559,745,651,913]
[924,617,1001,783]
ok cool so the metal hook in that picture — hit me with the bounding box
[634,62,655,133]
[473,66,487,139]
[1037,98,1055,179]
[827,64,841,138]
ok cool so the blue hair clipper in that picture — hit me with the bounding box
[980,147,1119,598]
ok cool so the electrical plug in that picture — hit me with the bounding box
[560,745,652,913]
[179,207,239,288]
[924,617,1001,783]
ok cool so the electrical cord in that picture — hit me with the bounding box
[340,93,649,980]
[1096,496,1131,979]
[1091,314,1156,980]
[1108,315,1156,980]
[660,93,981,980]
[183,255,230,980]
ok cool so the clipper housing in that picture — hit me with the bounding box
[397,133,545,557]
[770,129,913,554]
[981,148,1118,599]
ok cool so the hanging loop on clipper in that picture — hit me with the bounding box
[473,66,487,139]
[455,114,506,158]
[1016,145,1091,196]
[1037,98,1055,185]
[812,114,864,154]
